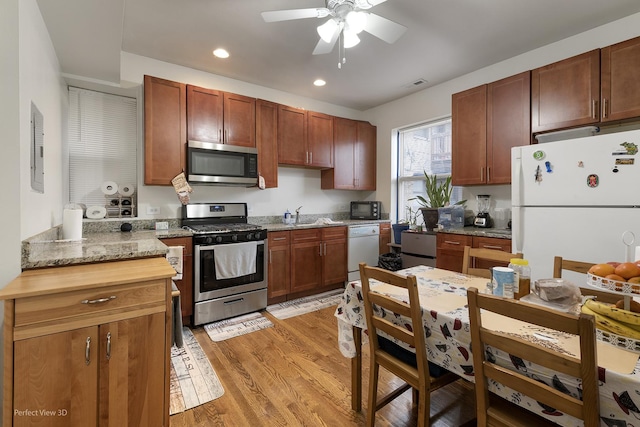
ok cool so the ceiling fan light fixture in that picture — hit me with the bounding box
[343,29,360,48]
[317,19,339,43]
[346,11,367,34]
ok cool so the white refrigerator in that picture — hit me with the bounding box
[511,129,640,283]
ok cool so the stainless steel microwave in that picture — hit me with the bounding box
[350,201,382,220]
[187,140,258,186]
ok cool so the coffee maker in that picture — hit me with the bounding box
[474,194,492,228]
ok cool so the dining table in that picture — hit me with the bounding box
[334,265,640,427]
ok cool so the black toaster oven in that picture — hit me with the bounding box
[350,201,382,220]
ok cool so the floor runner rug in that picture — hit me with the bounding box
[204,312,274,342]
[266,289,344,320]
[170,328,224,416]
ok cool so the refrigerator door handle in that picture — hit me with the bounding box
[512,207,524,254]
[511,147,524,207]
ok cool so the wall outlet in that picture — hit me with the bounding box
[147,206,160,215]
[155,221,169,230]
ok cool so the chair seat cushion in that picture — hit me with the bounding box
[377,335,449,378]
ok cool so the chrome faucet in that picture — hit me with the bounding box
[295,206,303,224]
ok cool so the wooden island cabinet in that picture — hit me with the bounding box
[436,232,512,273]
[0,258,176,427]
[159,236,193,325]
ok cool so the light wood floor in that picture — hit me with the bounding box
[169,306,477,426]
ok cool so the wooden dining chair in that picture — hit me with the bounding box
[553,256,619,304]
[461,246,522,279]
[466,287,600,426]
[359,262,459,427]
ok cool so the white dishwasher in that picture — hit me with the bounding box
[347,224,380,281]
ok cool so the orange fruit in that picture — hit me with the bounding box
[628,276,640,284]
[588,263,615,278]
[615,262,640,280]
[605,274,626,282]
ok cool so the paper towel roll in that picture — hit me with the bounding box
[62,208,83,241]
[101,181,118,195]
[86,206,107,219]
[118,183,135,196]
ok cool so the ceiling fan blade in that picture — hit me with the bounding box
[261,8,328,23]
[363,13,407,44]
[313,27,341,55]
[355,0,388,8]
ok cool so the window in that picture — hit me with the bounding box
[68,87,137,216]
[396,118,462,223]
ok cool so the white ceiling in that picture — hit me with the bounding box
[37,0,640,111]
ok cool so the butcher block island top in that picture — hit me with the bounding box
[0,257,176,427]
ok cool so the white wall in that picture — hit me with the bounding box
[19,0,67,238]
[366,12,640,221]
[120,53,375,219]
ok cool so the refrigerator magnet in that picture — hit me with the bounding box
[533,150,545,160]
[545,161,553,173]
[587,174,599,187]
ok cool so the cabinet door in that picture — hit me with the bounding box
[256,99,278,188]
[224,92,256,147]
[291,241,322,293]
[452,85,487,185]
[436,233,472,273]
[487,71,531,184]
[144,76,186,186]
[601,36,640,122]
[278,105,307,165]
[322,117,356,189]
[14,327,99,427]
[268,232,291,301]
[187,85,224,143]
[355,121,376,190]
[307,111,333,167]
[323,238,347,286]
[99,312,166,427]
[379,223,391,255]
[472,236,512,271]
[531,50,600,133]
[161,237,193,322]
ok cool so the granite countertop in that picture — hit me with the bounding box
[263,219,390,231]
[436,226,512,239]
[22,228,192,270]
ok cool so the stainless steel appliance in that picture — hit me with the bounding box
[350,201,382,220]
[400,231,437,268]
[182,202,267,325]
[474,194,492,228]
[187,140,258,186]
[347,224,380,281]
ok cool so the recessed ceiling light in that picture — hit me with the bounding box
[213,48,229,59]
[314,79,326,87]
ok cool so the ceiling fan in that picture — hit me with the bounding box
[261,0,407,59]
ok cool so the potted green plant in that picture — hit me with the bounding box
[410,172,465,230]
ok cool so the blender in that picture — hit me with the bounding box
[474,195,492,228]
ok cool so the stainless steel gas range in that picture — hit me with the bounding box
[182,202,268,325]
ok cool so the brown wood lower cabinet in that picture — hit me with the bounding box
[379,223,391,254]
[436,232,512,273]
[1,258,175,427]
[268,227,347,304]
[160,236,193,325]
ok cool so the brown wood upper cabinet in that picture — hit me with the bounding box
[187,84,256,147]
[601,36,640,123]
[531,50,600,133]
[452,71,531,186]
[321,118,376,190]
[256,99,279,188]
[144,75,186,185]
[278,105,333,168]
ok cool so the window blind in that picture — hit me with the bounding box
[68,87,137,214]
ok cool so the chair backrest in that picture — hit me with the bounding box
[461,246,522,279]
[466,287,599,426]
[359,262,428,386]
[553,256,619,304]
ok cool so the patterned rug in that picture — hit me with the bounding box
[266,289,344,320]
[204,312,274,342]
[170,328,224,415]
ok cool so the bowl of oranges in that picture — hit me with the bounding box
[587,261,640,295]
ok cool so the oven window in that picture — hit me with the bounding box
[352,204,371,217]
[198,244,265,293]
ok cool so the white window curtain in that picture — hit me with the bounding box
[68,87,137,214]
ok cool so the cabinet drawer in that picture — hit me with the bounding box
[473,236,512,252]
[14,280,166,328]
[437,233,472,252]
[268,231,291,247]
[291,228,322,243]
[322,226,347,240]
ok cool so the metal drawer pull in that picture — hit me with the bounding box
[272,237,286,241]
[81,295,117,304]
[444,241,461,245]
[106,332,111,361]
[483,245,502,250]
[85,337,91,365]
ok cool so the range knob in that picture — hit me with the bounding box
[204,236,214,245]
[231,234,238,242]
[215,236,223,243]
[246,233,253,240]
